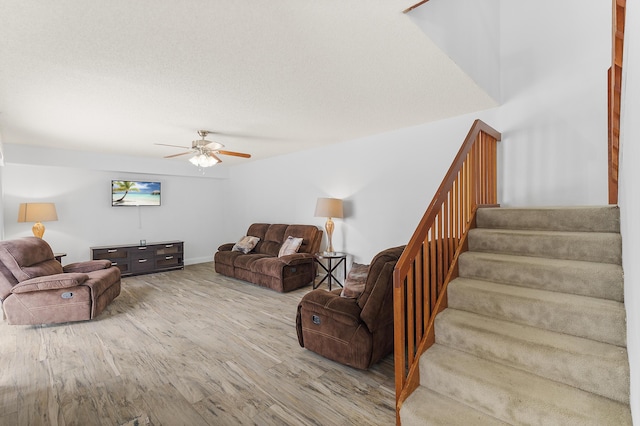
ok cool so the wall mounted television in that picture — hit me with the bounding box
[112,180,161,206]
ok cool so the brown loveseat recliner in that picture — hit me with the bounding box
[296,245,405,369]
[0,237,121,325]
[214,223,323,292]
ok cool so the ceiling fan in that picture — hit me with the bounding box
[156,130,251,167]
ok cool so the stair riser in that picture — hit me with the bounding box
[400,387,511,426]
[447,280,627,346]
[468,229,622,264]
[458,252,624,302]
[476,206,620,233]
[420,345,632,425]
[435,311,630,403]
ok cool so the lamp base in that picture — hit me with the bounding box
[325,217,335,253]
[32,222,45,238]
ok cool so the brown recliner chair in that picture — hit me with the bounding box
[0,237,121,325]
[296,245,405,369]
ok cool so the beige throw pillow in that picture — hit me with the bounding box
[278,236,303,257]
[340,262,369,298]
[232,236,260,254]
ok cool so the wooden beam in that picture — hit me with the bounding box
[403,0,431,14]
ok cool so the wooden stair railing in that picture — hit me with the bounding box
[393,119,501,424]
[608,0,625,205]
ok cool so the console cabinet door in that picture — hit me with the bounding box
[92,247,131,275]
[155,242,184,270]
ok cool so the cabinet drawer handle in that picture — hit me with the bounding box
[165,256,173,260]
[138,259,148,263]
[108,249,117,253]
[138,247,147,250]
[165,244,173,248]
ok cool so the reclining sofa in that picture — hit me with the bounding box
[214,223,322,292]
[0,237,121,325]
[296,245,405,369]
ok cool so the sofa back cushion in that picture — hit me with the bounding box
[358,246,405,330]
[243,223,322,257]
[283,225,322,254]
[0,237,64,300]
[0,237,63,282]
[244,223,270,255]
[255,224,287,256]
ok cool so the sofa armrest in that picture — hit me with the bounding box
[63,260,112,273]
[11,273,89,294]
[278,252,314,266]
[217,243,234,252]
[299,289,362,326]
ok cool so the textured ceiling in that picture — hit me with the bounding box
[0,1,496,166]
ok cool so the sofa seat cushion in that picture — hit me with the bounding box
[11,273,89,294]
[84,267,121,299]
[233,253,271,271]
[250,257,286,279]
[214,250,244,267]
[250,254,314,279]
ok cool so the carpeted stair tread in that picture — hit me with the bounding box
[401,206,630,424]
[418,344,632,425]
[476,206,620,233]
[435,308,629,403]
[468,228,622,264]
[458,251,624,301]
[447,278,626,346]
[401,386,510,426]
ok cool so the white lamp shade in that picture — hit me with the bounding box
[17,203,58,223]
[315,198,343,218]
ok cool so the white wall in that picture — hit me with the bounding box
[618,0,640,420]
[0,131,4,239]
[408,0,501,103]
[2,151,228,265]
[405,0,610,207]
[227,109,498,263]
[499,0,610,206]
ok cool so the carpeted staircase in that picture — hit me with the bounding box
[400,206,632,425]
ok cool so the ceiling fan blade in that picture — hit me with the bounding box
[164,151,193,158]
[155,143,190,149]
[217,150,251,158]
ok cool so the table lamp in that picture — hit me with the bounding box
[314,197,343,254]
[17,203,58,238]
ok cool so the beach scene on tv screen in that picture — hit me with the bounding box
[112,180,161,206]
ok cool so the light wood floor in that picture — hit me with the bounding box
[0,263,395,425]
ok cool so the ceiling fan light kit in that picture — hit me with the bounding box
[156,130,251,167]
[189,152,220,167]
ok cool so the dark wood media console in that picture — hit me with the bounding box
[91,240,184,276]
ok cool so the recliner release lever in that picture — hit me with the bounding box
[312,315,321,325]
